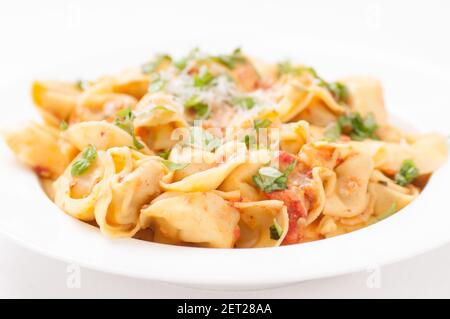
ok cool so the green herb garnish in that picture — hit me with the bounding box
[71,145,97,177]
[184,95,210,119]
[114,107,144,150]
[395,160,419,186]
[327,81,349,104]
[193,68,215,88]
[211,48,246,69]
[254,119,272,130]
[158,150,170,160]
[269,219,283,240]
[59,120,69,131]
[244,134,257,149]
[142,54,172,74]
[277,61,317,77]
[162,160,188,171]
[252,160,297,193]
[328,112,379,141]
[75,79,89,91]
[232,96,255,110]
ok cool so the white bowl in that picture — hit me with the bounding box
[0,45,449,289]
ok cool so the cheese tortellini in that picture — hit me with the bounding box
[3,48,447,248]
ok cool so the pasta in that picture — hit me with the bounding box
[3,48,448,248]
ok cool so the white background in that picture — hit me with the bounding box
[0,0,449,298]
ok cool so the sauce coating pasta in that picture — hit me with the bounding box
[3,48,448,248]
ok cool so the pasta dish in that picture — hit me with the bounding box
[3,48,448,248]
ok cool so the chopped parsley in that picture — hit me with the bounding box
[162,160,188,171]
[114,108,144,150]
[324,112,378,142]
[253,160,297,193]
[71,145,97,177]
[277,61,313,77]
[269,219,283,240]
[158,150,170,160]
[75,79,89,91]
[142,54,172,74]
[254,119,272,130]
[326,81,349,104]
[184,95,210,119]
[232,96,255,110]
[59,120,69,131]
[243,134,257,149]
[193,67,215,88]
[395,160,419,186]
[211,48,246,69]
[338,112,378,141]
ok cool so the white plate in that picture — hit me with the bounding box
[0,44,449,290]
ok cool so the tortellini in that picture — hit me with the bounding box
[54,147,168,237]
[140,192,240,248]
[234,200,288,248]
[4,48,448,249]
[160,141,247,192]
[322,152,374,218]
[4,122,77,179]
[134,93,187,152]
[63,121,147,152]
[32,80,81,127]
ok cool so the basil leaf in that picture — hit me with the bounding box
[158,150,171,160]
[232,96,255,110]
[75,79,89,91]
[277,61,317,78]
[252,160,297,193]
[336,112,379,141]
[244,134,257,149]
[327,82,349,104]
[269,219,283,240]
[211,48,246,69]
[193,68,215,88]
[59,120,69,131]
[71,145,97,177]
[254,119,272,130]
[184,95,210,119]
[162,160,188,171]
[395,159,419,186]
[114,107,144,150]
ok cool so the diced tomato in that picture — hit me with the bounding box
[266,189,307,245]
[277,151,296,167]
[32,165,51,178]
